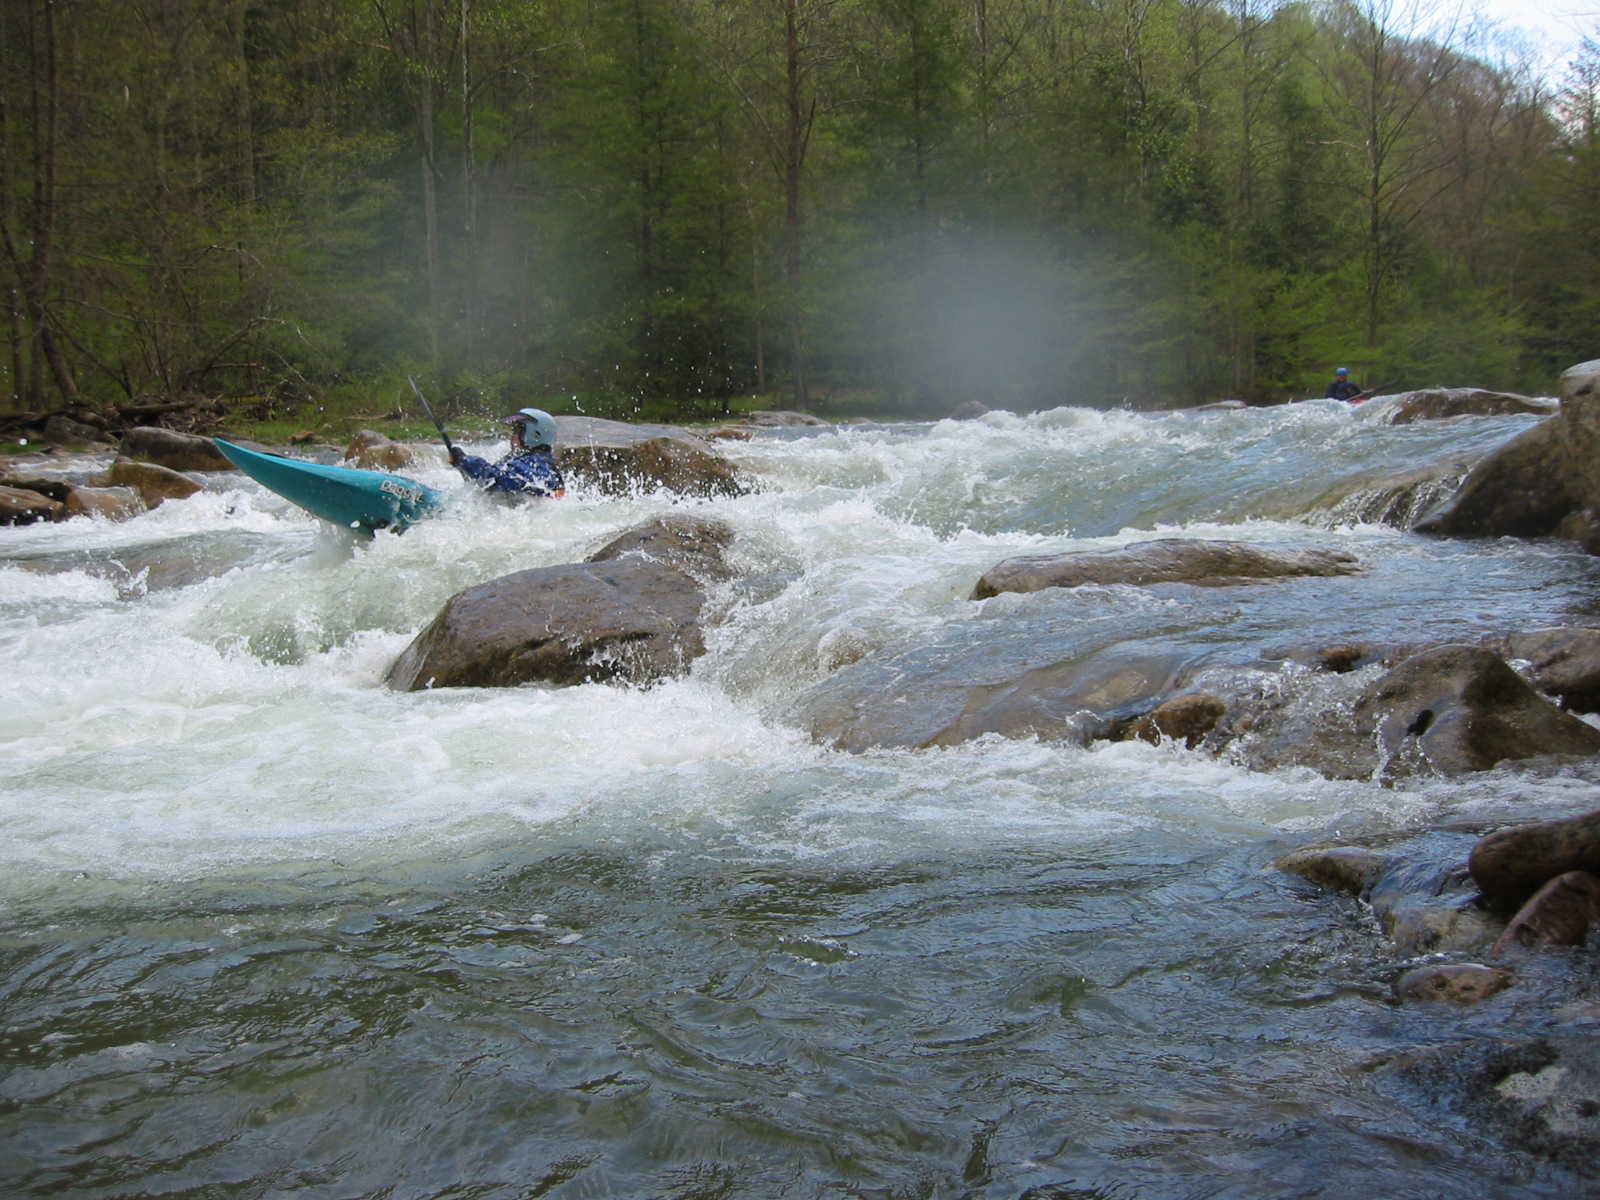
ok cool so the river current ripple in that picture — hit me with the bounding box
[2,399,1597,1197]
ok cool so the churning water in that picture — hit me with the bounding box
[4,398,1599,1197]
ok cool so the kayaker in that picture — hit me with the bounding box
[450,407,566,498]
[1325,367,1362,402]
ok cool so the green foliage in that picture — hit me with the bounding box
[0,0,1586,418]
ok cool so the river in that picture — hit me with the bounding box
[3,398,1597,1197]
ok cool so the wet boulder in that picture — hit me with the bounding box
[385,515,734,692]
[65,484,141,520]
[118,426,235,472]
[1490,871,1600,958]
[1557,359,1600,520]
[1411,417,1573,539]
[1299,453,1476,530]
[555,416,746,499]
[1470,809,1600,911]
[1355,645,1600,780]
[0,483,66,525]
[343,429,429,472]
[1487,627,1600,712]
[1384,387,1555,425]
[105,459,204,509]
[1275,846,1390,898]
[970,538,1360,600]
[1123,693,1225,748]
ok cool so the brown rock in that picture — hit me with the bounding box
[1394,962,1513,1005]
[1470,809,1600,910]
[1385,388,1554,425]
[343,429,421,472]
[0,484,66,525]
[1490,870,1600,957]
[1127,693,1224,747]
[118,426,235,472]
[971,538,1361,600]
[64,485,142,520]
[1275,846,1388,897]
[105,459,204,508]
[1317,644,1370,673]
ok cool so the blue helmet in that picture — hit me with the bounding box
[504,407,557,448]
[1335,367,1348,376]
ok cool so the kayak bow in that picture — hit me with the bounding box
[213,438,443,534]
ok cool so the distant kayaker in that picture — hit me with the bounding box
[1325,367,1362,402]
[450,407,566,498]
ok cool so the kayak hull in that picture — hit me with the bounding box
[213,438,443,534]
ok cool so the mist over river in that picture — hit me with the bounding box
[6,397,1600,1197]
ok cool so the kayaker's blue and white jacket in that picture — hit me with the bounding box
[455,448,565,498]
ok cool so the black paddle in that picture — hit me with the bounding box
[407,377,458,460]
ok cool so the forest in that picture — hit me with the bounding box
[2,0,1598,424]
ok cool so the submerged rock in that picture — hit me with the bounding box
[794,639,1208,752]
[970,538,1360,600]
[1381,1037,1600,1177]
[1274,846,1390,897]
[1124,693,1225,748]
[1394,962,1513,1005]
[385,515,734,691]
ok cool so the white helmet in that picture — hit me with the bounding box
[504,407,557,448]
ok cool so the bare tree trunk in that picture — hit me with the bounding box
[783,0,809,407]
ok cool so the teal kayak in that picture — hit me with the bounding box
[213,438,443,534]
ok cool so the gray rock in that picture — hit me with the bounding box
[1489,627,1600,712]
[1384,387,1555,425]
[1557,359,1600,518]
[794,639,1205,752]
[43,413,111,445]
[1354,645,1600,780]
[971,538,1360,600]
[1412,417,1573,538]
[385,516,734,692]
